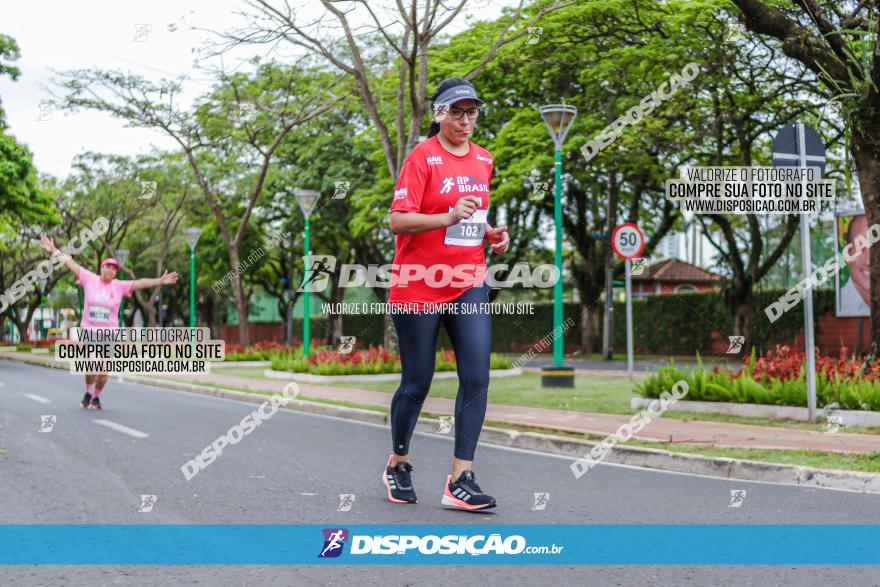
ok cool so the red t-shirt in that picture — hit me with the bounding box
[389,135,494,310]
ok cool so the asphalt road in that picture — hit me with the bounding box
[1,359,879,586]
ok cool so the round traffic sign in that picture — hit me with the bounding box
[611,223,645,260]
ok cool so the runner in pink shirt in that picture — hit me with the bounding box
[40,235,178,409]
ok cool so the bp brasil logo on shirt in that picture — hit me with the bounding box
[439,175,489,194]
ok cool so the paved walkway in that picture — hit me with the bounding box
[159,369,880,455]
[4,351,880,454]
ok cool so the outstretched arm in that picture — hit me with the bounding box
[131,271,178,292]
[40,235,82,279]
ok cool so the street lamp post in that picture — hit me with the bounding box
[539,104,577,387]
[294,189,321,357]
[183,228,202,329]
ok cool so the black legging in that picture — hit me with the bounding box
[390,284,491,461]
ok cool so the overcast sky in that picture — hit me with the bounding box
[0,0,510,179]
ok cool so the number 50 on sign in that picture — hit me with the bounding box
[611,223,645,260]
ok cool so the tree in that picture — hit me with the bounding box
[258,102,375,346]
[729,0,880,351]
[210,0,572,350]
[57,61,347,345]
[62,151,195,326]
[682,4,826,341]
[0,34,54,228]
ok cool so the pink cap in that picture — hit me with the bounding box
[101,258,121,270]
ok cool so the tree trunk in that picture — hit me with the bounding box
[580,302,601,354]
[325,281,344,345]
[732,288,754,353]
[284,297,293,346]
[13,318,27,343]
[143,302,158,327]
[383,290,397,352]
[228,247,250,347]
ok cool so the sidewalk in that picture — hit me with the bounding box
[5,351,880,454]
[158,369,880,455]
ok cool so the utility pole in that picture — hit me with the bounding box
[603,172,619,360]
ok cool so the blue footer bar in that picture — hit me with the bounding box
[1,524,878,564]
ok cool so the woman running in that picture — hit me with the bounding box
[40,235,178,409]
[384,77,510,511]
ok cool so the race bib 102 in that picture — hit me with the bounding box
[445,206,488,246]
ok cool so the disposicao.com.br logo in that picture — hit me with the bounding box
[318,528,563,558]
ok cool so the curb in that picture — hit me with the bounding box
[3,354,880,493]
[631,396,880,428]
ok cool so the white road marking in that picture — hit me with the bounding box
[14,362,857,496]
[93,419,149,439]
[24,393,51,404]
[300,492,317,496]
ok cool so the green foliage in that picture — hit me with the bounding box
[272,289,835,355]
[0,34,54,227]
[635,352,880,411]
[612,289,836,356]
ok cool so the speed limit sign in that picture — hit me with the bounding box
[611,223,645,260]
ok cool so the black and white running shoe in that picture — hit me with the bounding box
[382,455,418,504]
[442,470,496,510]
[81,392,92,409]
[89,396,102,410]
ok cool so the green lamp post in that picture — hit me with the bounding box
[183,228,202,328]
[294,189,321,357]
[539,103,577,387]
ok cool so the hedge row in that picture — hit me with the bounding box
[276,289,834,355]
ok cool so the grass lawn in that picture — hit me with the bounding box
[212,366,637,414]
[627,441,880,473]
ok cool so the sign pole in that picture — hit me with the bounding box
[611,223,644,381]
[625,259,634,380]
[772,123,826,423]
[796,123,818,422]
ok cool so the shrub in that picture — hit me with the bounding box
[225,341,293,361]
[265,345,513,375]
[635,346,880,411]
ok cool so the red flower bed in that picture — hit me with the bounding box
[747,344,880,382]
[306,345,396,366]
